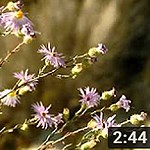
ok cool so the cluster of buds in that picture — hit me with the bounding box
[130,112,147,125]
[0,1,37,43]
[88,43,108,57]
[71,43,108,78]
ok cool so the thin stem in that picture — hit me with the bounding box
[37,128,58,150]
[0,127,6,134]
[0,124,22,136]
[0,118,36,136]
[52,127,89,145]
[62,143,72,150]
[90,107,106,115]
[38,64,48,77]
[65,53,88,64]
[39,127,89,150]
[0,41,24,68]
[120,120,130,126]
[56,106,87,134]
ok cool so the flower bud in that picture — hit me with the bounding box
[23,35,33,44]
[6,1,16,11]
[80,140,96,150]
[87,119,97,128]
[6,1,22,11]
[101,87,115,100]
[101,129,108,139]
[109,103,120,112]
[63,108,70,122]
[21,123,28,131]
[71,63,83,78]
[18,86,30,95]
[88,43,108,57]
[88,47,99,57]
[130,112,147,125]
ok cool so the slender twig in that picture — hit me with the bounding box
[39,127,89,150]
[0,127,6,134]
[90,107,106,115]
[0,41,24,68]
[37,128,58,150]
[56,106,88,134]
[0,118,36,136]
[62,143,72,150]
[0,124,22,136]
[53,127,89,145]
[120,120,130,126]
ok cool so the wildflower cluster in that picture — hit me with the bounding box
[0,1,148,150]
[0,1,36,43]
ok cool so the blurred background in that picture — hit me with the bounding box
[0,0,150,149]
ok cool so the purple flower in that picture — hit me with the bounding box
[102,114,120,137]
[32,102,63,129]
[32,102,54,129]
[0,10,33,36]
[0,89,20,107]
[92,112,103,129]
[79,87,100,108]
[92,112,120,137]
[104,114,119,128]
[97,43,108,54]
[13,69,38,92]
[53,113,64,128]
[116,95,131,112]
[20,23,36,37]
[38,43,65,68]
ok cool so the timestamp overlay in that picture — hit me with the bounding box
[108,127,150,148]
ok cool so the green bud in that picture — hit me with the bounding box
[21,123,28,131]
[23,35,33,44]
[71,63,83,78]
[101,87,115,100]
[130,114,141,125]
[88,47,99,57]
[18,86,30,95]
[6,1,15,11]
[63,108,70,122]
[109,104,120,112]
[130,112,147,125]
[101,129,108,139]
[87,119,97,128]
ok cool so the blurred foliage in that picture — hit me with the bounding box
[0,0,150,149]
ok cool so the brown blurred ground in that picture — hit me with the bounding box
[0,0,150,149]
